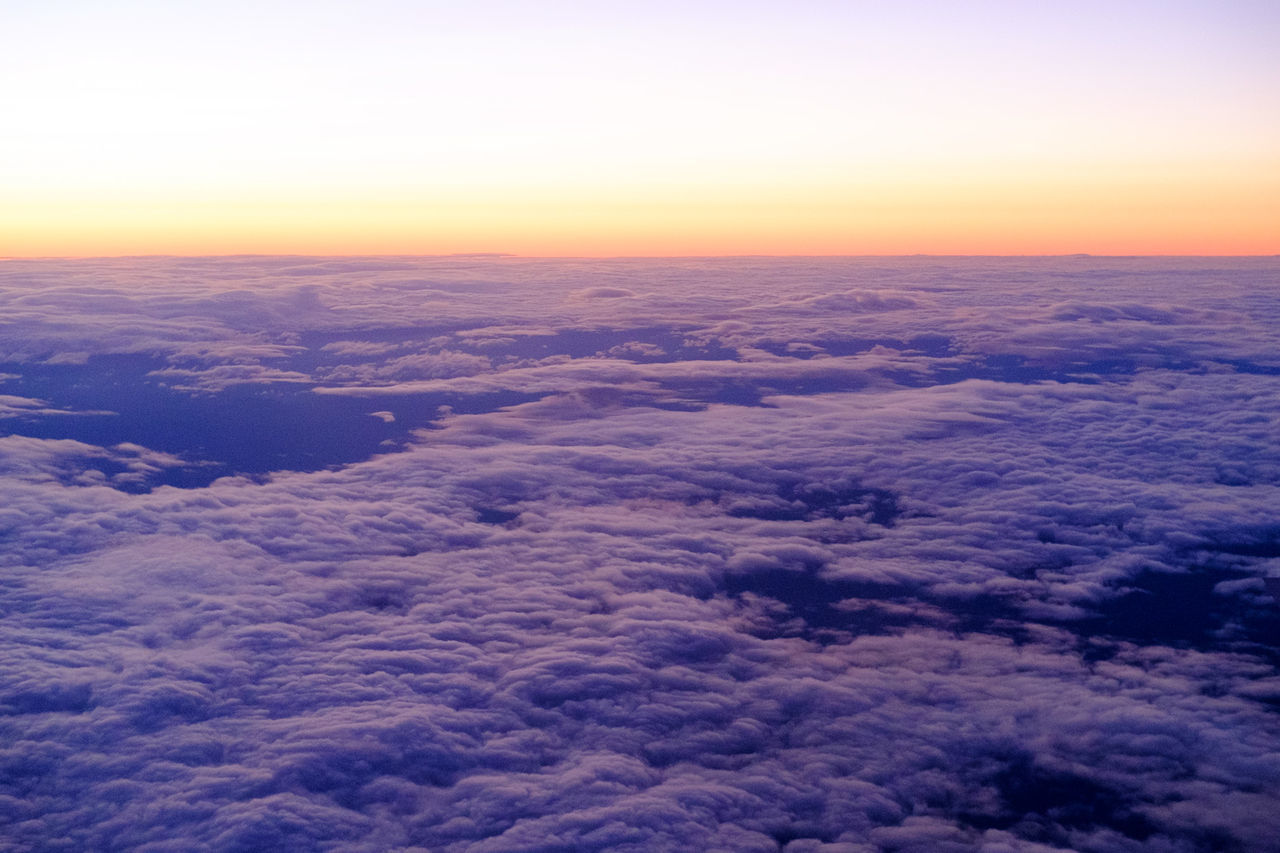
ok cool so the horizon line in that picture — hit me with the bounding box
[4,252,1279,262]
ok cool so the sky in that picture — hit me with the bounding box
[1,0,1277,256]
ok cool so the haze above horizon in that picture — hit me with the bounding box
[3,0,1277,257]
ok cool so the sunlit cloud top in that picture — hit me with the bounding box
[3,0,1277,255]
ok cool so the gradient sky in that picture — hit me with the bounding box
[3,0,1278,256]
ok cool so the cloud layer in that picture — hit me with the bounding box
[1,256,1278,851]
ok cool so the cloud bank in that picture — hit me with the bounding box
[1,256,1278,851]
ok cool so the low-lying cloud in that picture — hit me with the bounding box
[1,256,1278,851]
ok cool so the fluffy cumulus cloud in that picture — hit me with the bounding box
[1,256,1279,851]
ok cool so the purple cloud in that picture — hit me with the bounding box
[1,256,1278,850]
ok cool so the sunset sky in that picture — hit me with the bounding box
[3,0,1277,256]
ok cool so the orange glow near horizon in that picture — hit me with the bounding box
[6,167,1276,257]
